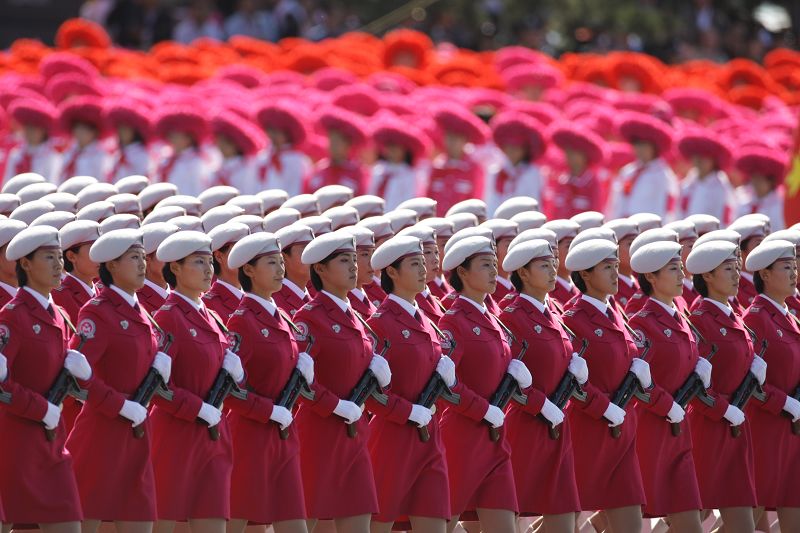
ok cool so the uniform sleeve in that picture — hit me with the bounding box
[438,316,490,421]
[365,318,413,424]
[561,313,611,419]
[225,316,274,423]
[0,313,49,421]
[501,312,547,416]
[295,311,344,417]
[689,315,730,421]
[743,313,788,416]
[629,319,676,417]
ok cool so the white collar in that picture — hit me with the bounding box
[322,290,351,313]
[651,297,676,316]
[582,293,610,315]
[556,276,573,290]
[282,278,309,300]
[109,284,139,308]
[434,275,446,287]
[216,279,244,300]
[496,276,514,289]
[246,293,278,316]
[67,273,95,297]
[519,292,548,314]
[23,286,54,310]
[760,294,788,316]
[144,278,169,299]
[459,295,487,314]
[421,287,431,298]
[683,278,694,290]
[740,271,754,283]
[372,275,381,285]
[0,281,17,298]
[705,297,733,317]
[618,274,634,288]
[350,287,367,302]
[174,290,204,312]
[388,293,419,317]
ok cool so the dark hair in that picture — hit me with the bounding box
[448,256,476,293]
[740,238,751,252]
[162,261,181,289]
[63,246,80,273]
[638,272,653,296]
[98,263,113,288]
[754,271,765,294]
[693,274,708,298]
[237,253,265,293]
[378,149,414,166]
[212,244,231,276]
[510,270,523,292]
[380,256,406,294]
[309,251,346,292]
[570,267,595,293]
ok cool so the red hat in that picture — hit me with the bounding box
[39,52,99,80]
[55,18,111,49]
[491,112,547,161]
[8,97,57,131]
[331,84,382,117]
[618,112,674,155]
[105,98,153,141]
[549,122,606,166]
[312,67,359,92]
[735,147,788,183]
[494,46,550,73]
[215,64,269,89]
[317,107,369,147]
[502,63,563,92]
[678,129,732,168]
[366,71,417,94]
[607,141,636,171]
[0,106,7,133]
[608,52,663,93]
[58,95,107,134]
[256,101,309,146]
[155,106,210,144]
[373,116,430,162]
[383,29,432,69]
[507,100,558,125]
[45,72,104,103]
[464,88,512,117]
[211,111,266,156]
[433,104,490,145]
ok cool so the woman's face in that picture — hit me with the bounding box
[581,258,619,297]
[117,125,136,146]
[382,143,407,164]
[519,256,557,295]
[458,254,498,295]
[245,253,285,295]
[315,252,358,294]
[422,243,440,283]
[172,253,214,294]
[565,148,588,173]
[72,122,97,147]
[107,246,147,292]
[389,254,427,295]
[21,247,63,291]
[22,124,47,146]
[168,131,194,152]
[632,140,656,162]
[646,259,684,300]
[327,130,351,160]
[68,244,99,279]
[703,259,740,298]
[496,238,512,276]
[760,258,798,301]
[502,143,527,166]
[355,248,375,287]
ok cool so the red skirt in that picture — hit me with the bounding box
[747,405,800,509]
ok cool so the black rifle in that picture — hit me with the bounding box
[784,385,800,436]
[44,333,89,441]
[486,318,529,442]
[275,332,316,440]
[131,333,175,439]
[670,343,718,436]
[345,339,390,438]
[541,338,589,440]
[729,339,768,438]
[413,322,460,442]
[609,337,652,439]
[0,333,11,404]
[200,332,247,441]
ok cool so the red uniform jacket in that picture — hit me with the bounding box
[427,277,452,301]
[441,291,502,316]
[625,292,690,317]
[363,280,387,309]
[493,277,516,304]
[616,275,639,308]
[737,274,758,308]
[52,274,94,324]
[348,289,377,318]
[137,282,168,316]
[426,156,485,217]
[273,281,311,318]
[305,159,367,195]
[682,282,700,309]
[416,291,446,323]
[552,277,579,308]
[202,280,242,321]
[0,286,14,309]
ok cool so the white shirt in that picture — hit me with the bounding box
[556,276,574,291]
[321,290,351,313]
[144,278,169,299]
[23,286,55,310]
[109,284,139,308]
[485,160,544,215]
[350,288,368,302]
[683,278,694,291]
[608,158,679,219]
[519,292,548,314]
[679,168,737,225]
[704,297,733,317]
[3,140,63,183]
[157,147,210,197]
[582,293,611,315]
[59,140,112,183]
[459,295,487,314]
[760,294,788,315]
[735,185,785,231]
[618,274,635,288]
[67,273,95,297]
[388,293,419,318]
[496,276,514,290]
[216,279,244,301]
[740,271,754,284]
[213,155,257,189]
[282,278,309,300]
[434,276,447,288]
[650,297,677,317]
[174,290,205,312]
[246,293,278,316]
[110,142,152,183]
[370,161,424,211]
[0,281,17,299]
[252,147,311,197]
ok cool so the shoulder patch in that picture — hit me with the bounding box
[749,306,761,313]
[295,321,309,342]
[302,303,316,311]
[692,310,704,316]
[4,304,14,310]
[445,293,457,300]
[0,323,10,341]
[233,308,246,315]
[89,298,102,306]
[78,318,97,339]
[372,312,382,318]
[504,305,516,313]
[503,293,515,301]
[159,304,173,311]
[563,309,576,317]
[445,309,457,315]
[632,292,644,300]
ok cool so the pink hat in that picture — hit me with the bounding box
[312,67,359,92]
[215,64,269,89]
[256,101,309,146]
[491,112,547,161]
[662,88,724,122]
[105,98,153,141]
[9,98,58,131]
[735,147,788,183]
[58,95,107,134]
[331,84,382,117]
[211,111,266,156]
[506,101,558,125]
[503,63,563,92]
[549,122,606,166]
[618,112,674,155]
[38,52,98,80]
[155,106,210,144]
[366,72,417,94]
[494,46,550,73]
[45,72,104,103]
[317,107,370,147]
[678,129,733,168]
[433,104,490,145]
[373,116,430,162]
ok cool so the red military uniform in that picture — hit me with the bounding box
[737,273,758,308]
[137,279,169,316]
[552,277,579,308]
[52,273,95,324]
[628,299,703,517]
[561,297,646,510]
[226,295,307,523]
[202,280,243,321]
[0,283,16,309]
[293,292,379,518]
[616,274,639,308]
[426,155,485,217]
[305,159,367,195]
[416,289,446,323]
[742,296,800,509]
[682,280,701,309]
[151,293,233,520]
[364,279,387,308]
[493,276,516,304]
[0,288,82,523]
[428,276,452,301]
[687,299,757,508]
[625,292,690,317]
[442,291,502,316]
[366,296,451,523]
[348,287,377,318]
[273,279,311,318]
[500,294,581,515]
[438,297,518,518]
[66,287,158,520]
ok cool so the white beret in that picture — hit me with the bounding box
[727,218,767,241]
[227,232,282,269]
[276,223,314,250]
[198,185,240,212]
[693,229,741,249]
[503,239,554,272]
[263,207,302,233]
[446,199,488,220]
[30,211,76,230]
[282,194,320,216]
[541,219,580,242]
[734,213,770,232]
[493,196,539,220]
[629,228,679,256]
[480,219,518,241]
[75,200,115,222]
[417,217,455,238]
[685,214,720,236]
[139,183,178,212]
[745,240,796,272]
[157,230,212,262]
[663,220,698,241]
[565,239,618,272]
[10,200,55,224]
[627,212,662,232]
[371,234,425,271]
[764,229,800,246]
[18,182,57,203]
[324,205,361,230]
[603,218,639,241]
[341,225,375,248]
[76,183,118,209]
[345,195,385,218]
[142,206,186,225]
[227,195,263,216]
[357,215,394,240]
[299,215,332,236]
[443,227,494,257]
[57,175,97,195]
[6,225,60,261]
[396,198,438,219]
[686,241,738,274]
[0,219,27,248]
[570,211,605,231]
[41,192,78,213]
[201,204,246,232]
[209,222,250,251]
[509,228,558,250]
[60,220,101,250]
[100,214,141,232]
[301,230,357,265]
[89,228,144,263]
[510,211,547,231]
[397,225,436,245]
[0,193,21,214]
[314,184,354,212]
[3,172,47,195]
[229,214,265,234]
[442,236,495,272]
[107,193,142,215]
[257,189,290,213]
[446,212,479,233]
[169,215,204,232]
[630,242,682,274]
[155,195,202,216]
[569,227,617,250]
[142,222,180,255]
[114,175,150,195]
[386,208,419,232]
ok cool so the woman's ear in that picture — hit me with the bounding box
[644,272,656,285]
[242,263,255,280]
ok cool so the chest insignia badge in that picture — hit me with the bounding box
[189,328,197,337]
[720,327,727,336]
[262,328,270,337]
[332,324,341,333]
[777,329,783,337]
[534,324,542,334]
[594,328,603,337]
[402,329,410,339]
[473,327,481,335]
[664,329,672,338]
[120,320,129,330]
[32,324,41,334]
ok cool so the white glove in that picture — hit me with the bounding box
[0,352,6,382]
[666,401,685,424]
[483,404,505,428]
[783,395,800,422]
[295,352,314,384]
[333,399,362,424]
[222,350,245,382]
[152,351,172,382]
[603,402,626,427]
[436,356,456,387]
[507,359,532,389]
[198,402,222,427]
[119,400,148,427]
[269,405,294,430]
[65,349,92,380]
[540,398,565,427]
[750,355,767,386]
[568,353,589,385]
[408,404,433,427]
[723,404,746,427]
[42,402,61,430]
[369,353,391,388]
[694,358,713,389]
[629,358,652,389]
